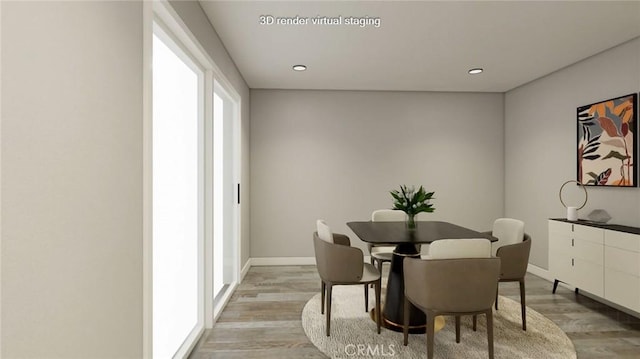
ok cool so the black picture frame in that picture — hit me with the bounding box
[577,93,638,187]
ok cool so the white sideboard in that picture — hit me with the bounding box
[548,219,640,314]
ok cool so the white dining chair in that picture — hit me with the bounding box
[415,212,433,256]
[369,209,408,271]
[426,238,491,259]
[490,218,524,256]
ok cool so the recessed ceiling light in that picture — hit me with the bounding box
[293,64,307,71]
[468,68,483,75]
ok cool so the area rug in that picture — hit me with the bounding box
[302,286,576,358]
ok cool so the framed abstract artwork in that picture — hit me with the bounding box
[577,93,637,187]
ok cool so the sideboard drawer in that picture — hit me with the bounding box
[549,220,571,235]
[605,269,640,312]
[575,258,603,296]
[574,238,603,265]
[605,230,640,252]
[549,235,573,255]
[573,225,604,244]
[550,251,575,284]
[605,246,640,276]
[548,227,603,264]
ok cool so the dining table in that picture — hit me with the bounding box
[347,220,498,333]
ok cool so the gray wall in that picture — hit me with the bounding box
[1,1,252,357]
[251,90,504,257]
[2,2,143,357]
[170,0,252,272]
[505,37,640,269]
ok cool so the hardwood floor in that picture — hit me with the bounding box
[189,265,640,358]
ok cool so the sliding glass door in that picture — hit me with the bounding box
[212,81,239,308]
[152,26,204,359]
[148,4,242,357]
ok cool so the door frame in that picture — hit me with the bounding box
[143,1,243,358]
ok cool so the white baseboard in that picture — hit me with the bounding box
[249,258,547,272]
[246,259,555,282]
[527,263,579,292]
[526,263,553,282]
[240,259,251,282]
[212,281,238,323]
[250,257,316,266]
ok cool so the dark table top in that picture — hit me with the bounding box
[347,221,498,245]
[549,218,640,235]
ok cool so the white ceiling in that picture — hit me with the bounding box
[199,1,640,92]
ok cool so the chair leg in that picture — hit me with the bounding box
[495,282,499,310]
[326,284,332,336]
[486,309,494,359]
[370,258,376,288]
[455,315,461,343]
[520,279,527,331]
[403,296,410,346]
[375,279,381,334]
[472,314,477,331]
[321,281,326,314]
[371,259,380,288]
[364,283,369,312]
[426,311,435,359]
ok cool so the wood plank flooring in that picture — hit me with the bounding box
[189,266,640,358]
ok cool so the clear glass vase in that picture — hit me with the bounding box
[407,213,416,230]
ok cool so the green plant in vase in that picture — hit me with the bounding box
[390,185,435,229]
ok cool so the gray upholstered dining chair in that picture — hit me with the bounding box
[475,218,529,331]
[423,238,493,341]
[403,255,500,359]
[489,218,525,256]
[368,209,408,271]
[313,220,381,336]
[494,233,532,330]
